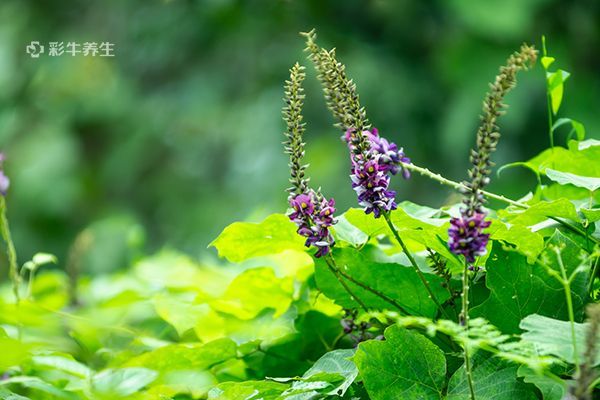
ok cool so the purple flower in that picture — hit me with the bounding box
[344,128,409,218]
[288,191,336,258]
[448,211,491,264]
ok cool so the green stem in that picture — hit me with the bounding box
[326,254,411,315]
[401,162,600,246]
[381,211,451,320]
[588,256,600,297]
[461,261,476,400]
[542,36,555,151]
[324,255,369,312]
[555,248,580,375]
[401,162,527,209]
[0,196,19,303]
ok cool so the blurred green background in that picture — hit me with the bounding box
[0,0,598,273]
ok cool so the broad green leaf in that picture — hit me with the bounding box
[546,168,600,192]
[153,293,209,336]
[489,220,544,263]
[315,248,449,317]
[354,326,446,400]
[0,337,29,370]
[210,214,305,262]
[517,365,566,400]
[30,354,91,378]
[471,233,587,333]
[92,368,158,398]
[0,387,29,400]
[0,377,76,400]
[125,338,237,371]
[500,198,578,227]
[581,208,600,223]
[447,356,536,399]
[333,215,369,247]
[301,349,357,396]
[211,267,294,319]
[546,69,570,114]
[208,381,287,400]
[520,314,600,366]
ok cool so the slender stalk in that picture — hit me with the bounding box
[401,162,527,209]
[588,256,600,297]
[461,261,476,400]
[381,210,451,319]
[324,255,369,312]
[542,36,555,151]
[401,161,600,246]
[0,196,19,303]
[325,254,411,315]
[555,247,580,375]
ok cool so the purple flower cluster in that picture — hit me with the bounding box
[448,211,491,264]
[344,128,411,218]
[288,191,336,257]
[0,153,9,196]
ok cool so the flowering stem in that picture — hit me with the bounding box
[325,254,412,315]
[401,162,600,246]
[461,260,476,400]
[381,210,451,320]
[0,196,19,303]
[400,162,527,209]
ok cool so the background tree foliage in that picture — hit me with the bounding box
[0,0,598,273]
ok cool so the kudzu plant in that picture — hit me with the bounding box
[0,31,599,400]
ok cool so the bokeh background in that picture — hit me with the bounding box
[0,0,598,274]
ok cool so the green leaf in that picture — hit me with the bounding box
[354,326,446,400]
[0,387,30,400]
[541,56,555,69]
[315,248,449,317]
[489,220,545,263]
[517,365,566,400]
[471,233,587,333]
[30,354,91,378]
[210,214,305,262]
[92,368,158,398]
[301,349,358,396]
[552,118,585,142]
[500,198,579,227]
[447,356,536,399]
[0,377,76,400]
[546,168,600,192]
[208,381,287,400]
[520,314,600,366]
[153,293,208,336]
[547,69,570,115]
[211,267,294,319]
[125,338,237,371]
[0,337,29,370]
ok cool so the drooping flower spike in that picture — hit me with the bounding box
[344,128,411,217]
[449,44,537,266]
[283,63,337,257]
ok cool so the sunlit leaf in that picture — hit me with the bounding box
[546,168,600,192]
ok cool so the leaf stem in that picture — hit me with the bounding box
[381,210,451,320]
[461,260,476,400]
[587,256,600,297]
[555,247,580,375]
[324,255,369,312]
[0,196,19,303]
[325,254,411,315]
